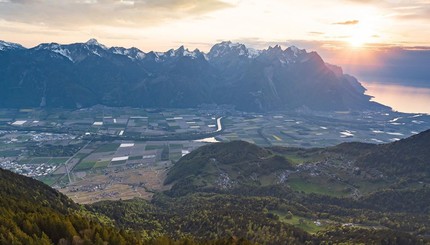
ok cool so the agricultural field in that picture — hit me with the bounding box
[1,106,429,203]
[220,110,430,148]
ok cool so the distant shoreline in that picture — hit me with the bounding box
[362,81,430,114]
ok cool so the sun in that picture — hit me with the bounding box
[347,18,378,48]
[349,27,373,48]
[350,35,366,47]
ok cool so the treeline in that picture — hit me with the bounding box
[88,192,429,244]
[88,194,313,244]
[0,168,143,244]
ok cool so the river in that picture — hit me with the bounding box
[194,117,223,143]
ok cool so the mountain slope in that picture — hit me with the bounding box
[0,39,388,111]
[0,40,25,51]
[166,130,430,211]
[0,168,144,244]
[356,129,430,178]
[165,141,295,194]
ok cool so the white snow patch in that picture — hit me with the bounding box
[52,48,74,62]
[247,48,261,58]
[91,50,101,57]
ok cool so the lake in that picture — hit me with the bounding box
[362,82,430,114]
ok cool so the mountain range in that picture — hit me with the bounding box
[0,39,387,111]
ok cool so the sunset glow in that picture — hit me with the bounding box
[0,0,429,52]
[363,82,430,114]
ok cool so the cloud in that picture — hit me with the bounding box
[341,0,430,21]
[308,31,325,35]
[344,0,377,3]
[229,37,348,52]
[0,0,233,28]
[333,20,359,25]
[392,7,430,20]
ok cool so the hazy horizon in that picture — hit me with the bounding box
[1,0,430,51]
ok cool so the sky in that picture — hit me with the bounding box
[1,0,429,112]
[1,0,430,53]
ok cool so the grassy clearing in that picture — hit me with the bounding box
[287,176,344,197]
[111,160,127,165]
[94,143,119,153]
[48,157,69,165]
[93,161,110,169]
[74,161,96,171]
[284,154,309,165]
[75,153,89,159]
[169,153,182,162]
[29,157,52,164]
[145,145,163,150]
[128,156,143,160]
[169,144,183,149]
[17,158,33,164]
[38,174,62,186]
[274,212,324,234]
[0,150,22,157]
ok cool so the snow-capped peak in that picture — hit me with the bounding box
[34,42,60,50]
[110,46,146,60]
[33,42,74,62]
[286,45,306,57]
[247,48,261,58]
[0,40,25,51]
[208,41,252,59]
[165,46,199,59]
[85,38,108,50]
[183,48,199,58]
